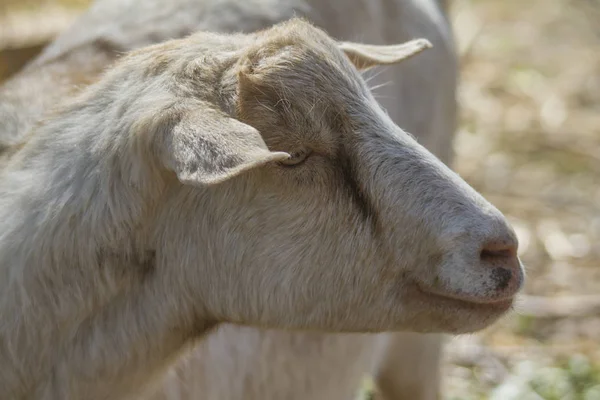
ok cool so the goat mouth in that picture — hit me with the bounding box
[416,284,515,311]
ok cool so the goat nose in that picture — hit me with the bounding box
[480,235,523,293]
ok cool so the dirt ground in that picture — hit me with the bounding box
[1,0,599,398]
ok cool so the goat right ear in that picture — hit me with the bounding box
[339,39,432,71]
[162,107,290,187]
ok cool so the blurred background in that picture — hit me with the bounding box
[1,0,599,398]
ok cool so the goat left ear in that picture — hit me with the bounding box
[162,107,289,187]
[338,38,432,71]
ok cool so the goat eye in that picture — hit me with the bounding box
[279,149,311,167]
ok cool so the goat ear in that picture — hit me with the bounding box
[338,38,432,71]
[164,107,289,186]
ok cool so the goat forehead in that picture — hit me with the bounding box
[290,52,359,89]
[275,67,367,121]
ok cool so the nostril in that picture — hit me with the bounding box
[480,248,513,261]
[480,240,518,262]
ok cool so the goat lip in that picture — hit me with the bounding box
[416,284,515,308]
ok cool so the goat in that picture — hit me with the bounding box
[0,7,510,400]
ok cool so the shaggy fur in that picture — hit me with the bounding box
[2,5,514,398]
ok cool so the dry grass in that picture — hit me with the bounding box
[1,0,599,398]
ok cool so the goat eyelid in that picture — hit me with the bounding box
[278,149,312,167]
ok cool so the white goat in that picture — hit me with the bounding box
[3,5,518,396]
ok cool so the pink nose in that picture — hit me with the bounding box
[480,237,523,294]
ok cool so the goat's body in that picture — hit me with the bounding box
[147,327,444,400]
[0,0,457,399]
